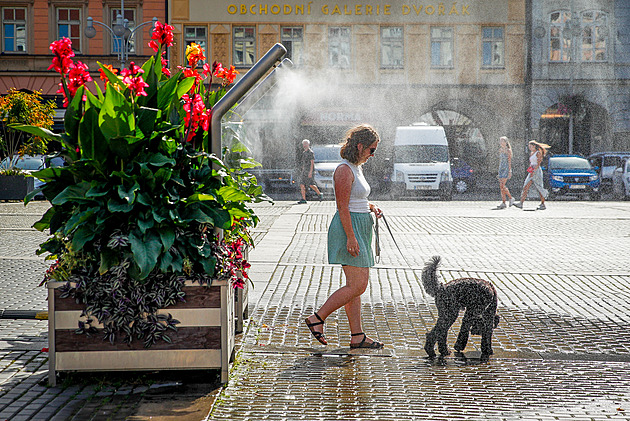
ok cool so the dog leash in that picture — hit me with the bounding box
[374,212,421,281]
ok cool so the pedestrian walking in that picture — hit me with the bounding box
[304,124,384,349]
[513,140,550,210]
[496,136,515,209]
[297,139,323,204]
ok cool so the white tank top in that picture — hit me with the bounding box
[529,152,538,167]
[334,160,370,213]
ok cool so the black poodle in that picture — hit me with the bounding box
[422,256,500,359]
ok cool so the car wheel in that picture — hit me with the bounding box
[454,179,468,194]
[590,192,601,201]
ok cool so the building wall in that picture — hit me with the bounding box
[0,0,166,95]
[530,0,630,154]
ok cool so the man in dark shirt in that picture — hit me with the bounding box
[298,139,323,204]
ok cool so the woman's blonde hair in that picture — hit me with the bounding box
[500,136,512,152]
[340,124,380,164]
[529,140,551,156]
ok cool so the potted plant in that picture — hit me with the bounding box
[10,23,264,385]
[0,89,55,200]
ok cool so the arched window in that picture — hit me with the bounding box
[581,11,607,62]
[549,11,572,62]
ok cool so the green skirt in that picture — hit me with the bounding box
[328,211,374,268]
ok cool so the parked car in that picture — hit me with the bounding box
[612,158,630,200]
[588,152,630,192]
[544,154,600,200]
[450,157,474,193]
[0,154,46,189]
[312,144,342,194]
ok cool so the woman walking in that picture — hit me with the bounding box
[304,124,384,349]
[513,140,550,210]
[496,136,515,209]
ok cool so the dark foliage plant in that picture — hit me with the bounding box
[11,24,265,347]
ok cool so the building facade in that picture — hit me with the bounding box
[0,0,165,109]
[530,0,630,156]
[169,0,528,174]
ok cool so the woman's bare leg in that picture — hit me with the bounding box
[306,265,379,345]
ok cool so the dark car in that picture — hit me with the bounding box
[450,158,474,193]
[544,155,600,200]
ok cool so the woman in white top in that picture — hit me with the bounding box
[513,140,550,210]
[305,124,384,349]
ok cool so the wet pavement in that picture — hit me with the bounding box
[0,199,630,420]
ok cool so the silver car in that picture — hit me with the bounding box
[312,144,342,193]
[613,159,630,199]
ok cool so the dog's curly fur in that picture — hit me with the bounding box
[422,256,500,358]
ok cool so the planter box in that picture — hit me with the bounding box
[0,175,34,201]
[47,280,235,386]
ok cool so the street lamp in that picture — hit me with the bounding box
[85,9,158,69]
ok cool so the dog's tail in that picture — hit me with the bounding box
[421,255,443,297]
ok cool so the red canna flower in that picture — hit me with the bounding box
[214,64,239,85]
[149,21,174,52]
[160,52,171,77]
[48,38,75,75]
[99,64,119,83]
[182,93,210,142]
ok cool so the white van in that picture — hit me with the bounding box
[390,123,453,200]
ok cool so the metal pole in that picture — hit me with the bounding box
[210,43,287,156]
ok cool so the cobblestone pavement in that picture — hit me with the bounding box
[1,200,630,420]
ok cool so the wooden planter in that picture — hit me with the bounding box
[0,175,34,201]
[47,280,235,386]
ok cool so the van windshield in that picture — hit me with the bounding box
[394,145,449,163]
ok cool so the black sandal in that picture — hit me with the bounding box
[350,332,384,349]
[305,313,327,345]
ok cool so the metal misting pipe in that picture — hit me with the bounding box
[210,43,287,155]
[230,57,294,119]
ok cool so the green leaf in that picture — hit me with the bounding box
[97,61,127,90]
[147,153,175,167]
[156,73,181,110]
[185,193,216,203]
[176,77,196,99]
[63,85,85,143]
[158,227,175,251]
[138,216,155,233]
[217,185,250,202]
[33,207,55,231]
[51,182,92,205]
[107,199,134,213]
[129,230,162,279]
[6,124,62,142]
[79,106,108,162]
[71,225,97,251]
[99,249,119,275]
[118,182,140,204]
[137,107,159,136]
[99,83,135,140]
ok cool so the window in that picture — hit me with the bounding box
[430,27,453,68]
[329,27,351,69]
[57,8,81,51]
[482,27,504,68]
[549,11,572,62]
[185,26,207,66]
[581,11,607,62]
[281,26,303,66]
[233,26,255,67]
[381,26,403,68]
[111,8,135,55]
[2,7,27,52]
